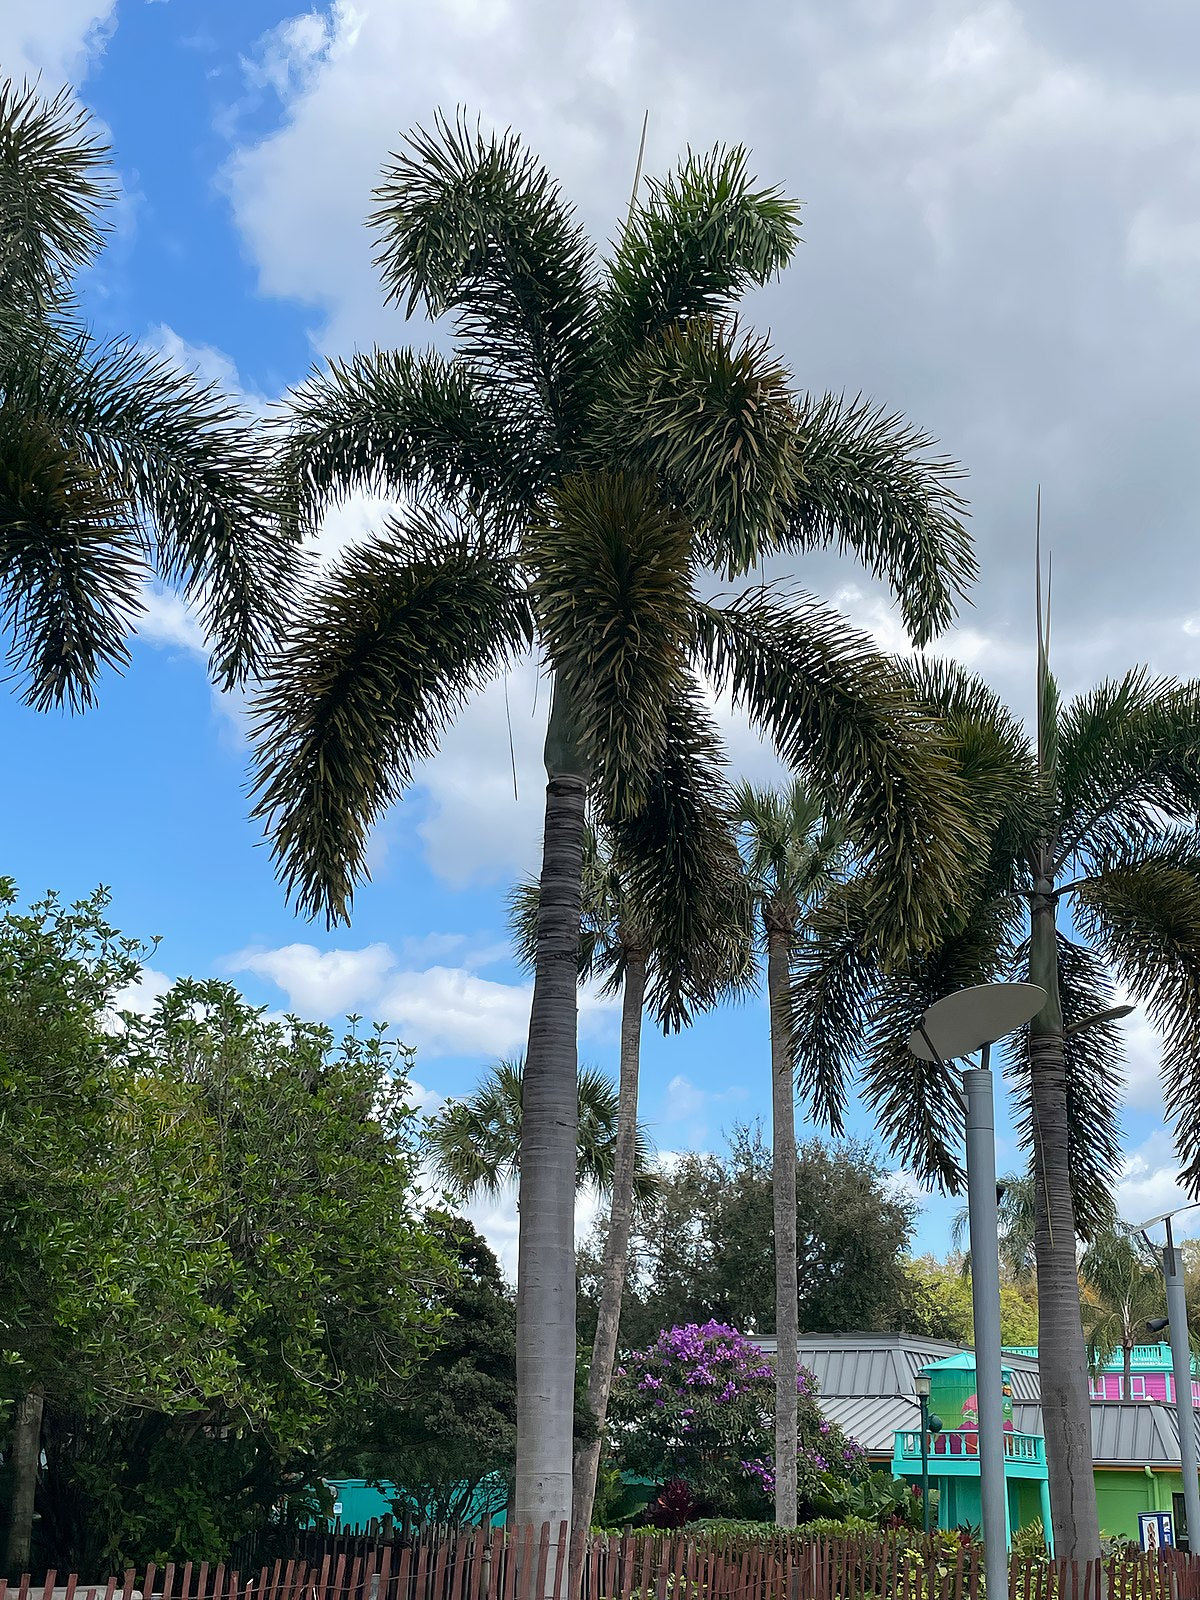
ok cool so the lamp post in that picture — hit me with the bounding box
[909,982,1047,1600]
[913,1374,943,1534]
[1137,1202,1200,1552]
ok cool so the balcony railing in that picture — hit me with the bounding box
[894,1429,1046,1467]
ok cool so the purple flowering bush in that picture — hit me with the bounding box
[607,1322,864,1521]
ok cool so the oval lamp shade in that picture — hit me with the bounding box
[907,982,1048,1062]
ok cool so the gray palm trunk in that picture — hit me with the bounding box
[767,920,799,1528]
[4,1388,43,1575]
[572,943,648,1533]
[1123,1338,1133,1401]
[515,743,587,1533]
[1028,875,1101,1562]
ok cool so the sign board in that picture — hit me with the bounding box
[1139,1513,1175,1550]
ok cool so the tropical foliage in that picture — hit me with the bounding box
[792,649,1200,1558]
[0,79,291,712]
[249,113,975,1526]
[607,1323,862,1523]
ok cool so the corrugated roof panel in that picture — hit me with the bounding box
[1013,1402,1200,1465]
[819,1395,918,1455]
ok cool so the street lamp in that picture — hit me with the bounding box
[913,1374,944,1534]
[1136,1202,1200,1552]
[909,982,1047,1600]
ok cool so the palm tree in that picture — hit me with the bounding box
[1079,1227,1167,1400]
[792,645,1200,1560]
[425,1055,659,1205]
[1,80,291,713]
[249,116,976,1530]
[950,1170,1086,1285]
[732,781,846,1528]
[509,825,748,1532]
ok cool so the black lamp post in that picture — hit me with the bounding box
[913,1374,943,1534]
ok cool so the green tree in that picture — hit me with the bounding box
[249,117,974,1529]
[732,782,846,1527]
[0,81,291,712]
[426,1056,659,1205]
[951,1172,1060,1285]
[579,1129,918,1352]
[345,1214,516,1525]
[1079,1227,1167,1400]
[509,827,746,1532]
[898,1255,1039,1348]
[2,941,450,1575]
[792,651,1200,1559]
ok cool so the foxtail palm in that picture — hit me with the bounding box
[732,781,846,1527]
[792,647,1200,1559]
[510,824,748,1532]
[0,80,291,711]
[1079,1227,1167,1400]
[426,1055,659,1205]
[250,116,975,1529]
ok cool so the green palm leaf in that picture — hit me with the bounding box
[248,520,531,922]
[275,347,544,537]
[601,143,801,350]
[370,113,596,433]
[0,80,112,312]
[781,393,973,647]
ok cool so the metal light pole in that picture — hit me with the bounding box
[1138,1203,1200,1552]
[909,982,1047,1600]
[913,1374,943,1533]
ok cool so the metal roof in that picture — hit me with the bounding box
[1012,1401,1200,1467]
[752,1334,967,1399]
[819,1395,919,1455]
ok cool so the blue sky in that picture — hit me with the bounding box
[6,0,1200,1274]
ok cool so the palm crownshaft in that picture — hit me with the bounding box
[251,115,975,1532]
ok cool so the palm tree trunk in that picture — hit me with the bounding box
[1123,1341,1133,1402]
[515,686,588,1537]
[4,1388,43,1576]
[572,946,647,1534]
[767,924,798,1528]
[1028,880,1101,1562]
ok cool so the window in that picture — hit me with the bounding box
[1089,1376,1108,1398]
[1130,1376,1147,1400]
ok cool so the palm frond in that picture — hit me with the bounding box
[1074,854,1200,1192]
[2,316,291,686]
[525,470,696,818]
[787,877,880,1135]
[370,113,597,435]
[601,143,801,350]
[595,318,799,574]
[604,685,756,1030]
[951,1172,1039,1281]
[695,587,973,959]
[0,80,113,312]
[506,826,621,986]
[0,403,142,709]
[275,347,544,537]
[426,1056,659,1203]
[249,519,531,923]
[775,392,973,646]
[1007,934,1124,1237]
[1056,673,1200,872]
[733,778,849,914]
[1079,1227,1164,1374]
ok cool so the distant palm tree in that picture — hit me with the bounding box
[733,781,847,1528]
[1,80,290,713]
[509,825,748,1532]
[426,1056,658,1205]
[1079,1227,1167,1400]
[793,646,1200,1560]
[950,1171,1087,1285]
[250,116,976,1530]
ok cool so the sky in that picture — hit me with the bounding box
[4,0,1200,1278]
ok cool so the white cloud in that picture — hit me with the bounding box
[657,1072,748,1148]
[111,964,173,1017]
[0,0,117,84]
[137,586,208,656]
[456,1175,606,1283]
[1116,1129,1199,1236]
[228,936,617,1059]
[232,940,397,1015]
[148,322,271,416]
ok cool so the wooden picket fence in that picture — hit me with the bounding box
[8,1528,1200,1600]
